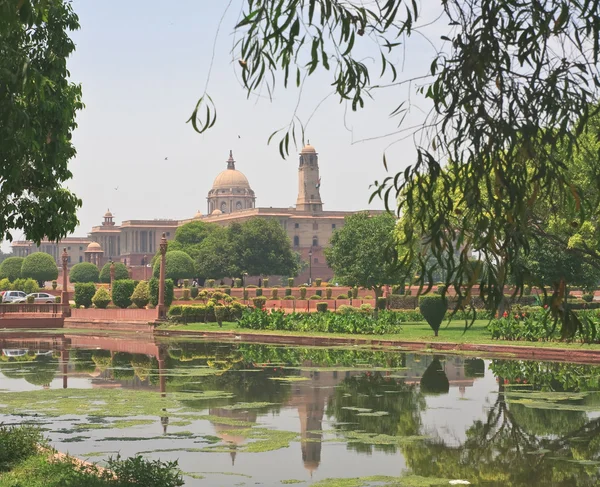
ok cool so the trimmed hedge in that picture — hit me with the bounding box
[149,278,175,307]
[419,295,448,336]
[253,296,267,308]
[74,283,95,308]
[299,287,307,299]
[389,294,418,309]
[92,287,111,309]
[0,257,23,281]
[168,303,246,323]
[376,297,387,310]
[21,252,58,283]
[131,281,150,308]
[316,302,328,312]
[99,262,130,283]
[112,279,136,309]
[69,262,100,283]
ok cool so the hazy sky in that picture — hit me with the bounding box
[10,0,447,246]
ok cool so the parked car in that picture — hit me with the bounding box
[13,292,56,304]
[2,291,26,303]
[2,349,27,357]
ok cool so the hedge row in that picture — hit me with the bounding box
[167,303,246,323]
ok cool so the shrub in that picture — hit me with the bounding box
[243,290,249,300]
[364,295,373,299]
[55,296,61,304]
[389,294,417,309]
[582,293,594,303]
[336,294,349,299]
[285,288,292,296]
[263,278,269,288]
[153,250,195,281]
[405,288,412,296]
[246,284,258,288]
[224,287,231,295]
[69,262,100,283]
[92,287,111,309]
[131,281,150,308]
[419,295,448,336]
[214,305,227,327]
[99,262,129,283]
[0,278,11,291]
[299,286,307,299]
[233,278,242,288]
[435,284,447,295]
[112,279,136,309]
[253,296,267,308]
[524,285,532,296]
[74,283,95,308]
[51,280,57,290]
[21,252,58,284]
[283,295,295,300]
[326,288,332,299]
[326,282,333,287]
[102,454,185,487]
[377,297,387,310]
[316,302,328,312]
[271,288,279,299]
[0,257,23,281]
[26,294,34,304]
[392,284,405,295]
[309,295,321,300]
[316,289,322,297]
[13,278,39,294]
[182,289,191,300]
[352,287,359,298]
[338,305,357,314]
[190,286,199,299]
[315,278,322,287]
[255,288,263,297]
[0,425,44,471]
[360,303,373,312]
[149,278,175,307]
[182,279,189,288]
[205,279,215,288]
[287,278,294,287]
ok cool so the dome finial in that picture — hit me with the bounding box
[227,150,235,170]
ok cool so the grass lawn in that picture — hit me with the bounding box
[157,319,600,351]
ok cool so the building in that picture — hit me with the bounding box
[11,143,380,283]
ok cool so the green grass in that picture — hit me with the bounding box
[157,320,600,351]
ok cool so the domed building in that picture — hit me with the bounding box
[206,151,256,215]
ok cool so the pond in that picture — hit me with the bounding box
[0,331,599,486]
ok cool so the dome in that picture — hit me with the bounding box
[301,143,316,154]
[211,209,223,215]
[86,242,102,252]
[212,169,251,190]
[104,209,113,218]
[194,209,203,218]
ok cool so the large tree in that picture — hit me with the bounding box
[153,250,195,282]
[0,1,83,243]
[21,252,58,284]
[192,0,600,332]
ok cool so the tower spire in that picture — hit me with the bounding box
[227,150,235,170]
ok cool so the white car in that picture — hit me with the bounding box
[13,292,56,304]
[2,349,27,357]
[2,291,26,303]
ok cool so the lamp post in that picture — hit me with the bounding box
[308,248,313,286]
[61,248,70,317]
[242,272,248,304]
[157,233,168,320]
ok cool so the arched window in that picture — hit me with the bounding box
[312,236,318,247]
[220,201,227,213]
[236,201,243,211]
[293,236,299,247]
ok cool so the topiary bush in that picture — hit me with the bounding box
[21,252,58,284]
[131,281,150,308]
[316,302,328,312]
[92,287,111,309]
[309,294,321,300]
[214,305,227,327]
[315,289,322,297]
[12,278,39,294]
[326,288,332,299]
[285,288,292,296]
[99,262,129,283]
[182,289,191,300]
[419,295,448,336]
[190,286,199,299]
[26,294,34,304]
[283,295,295,300]
[352,287,359,298]
[205,279,215,288]
[435,284,447,295]
[287,278,294,287]
[112,280,136,309]
[299,286,307,299]
[315,278,322,287]
[149,278,175,307]
[153,250,195,282]
[74,283,95,308]
[0,257,23,282]
[253,296,267,308]
[336,293,349,299]
[0,278,11,291]
[69,262,100,283]
[262,278,269,288]
[224,287,231,295]
[255,288,263,297]
[271,288,278,299]
[52,280,57,290]
[582,293,594,303]
[234,278,242,288]
[377,297,387,310]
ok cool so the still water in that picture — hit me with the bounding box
[0,331,599,486]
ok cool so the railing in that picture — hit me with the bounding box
[69,308,158,322]
[0,303,63,316]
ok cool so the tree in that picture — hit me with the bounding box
[152,251,195,282]
[193,0,600,333]
[325,212,405,308]
[195,227,236,280]
[99,262,129,283]
[0,257,23,281]
[69,262,100,283]
[174,221,218,261]
[21,252,58,284]
[0,0,83,243]
[131,281,150,308]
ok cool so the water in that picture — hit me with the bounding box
[1,331,599,486]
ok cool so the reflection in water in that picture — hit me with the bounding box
[2,333,600,485]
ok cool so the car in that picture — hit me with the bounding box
[2,291,27,303]
[2,349,27,357]
[13,292,56,304]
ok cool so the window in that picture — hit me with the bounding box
[79,256,83,263]
[312,222,318,230]
[293,236,299,247]
[67,256,71,263]
[332,224,336,229]
[67,246,71,250]
[221,201,227,212]
[294,223,299,229]
[312,237,318,247]
[79,246,83,251]
[166,232,170,237]
[236,201,243,210]
[314,258,319,264]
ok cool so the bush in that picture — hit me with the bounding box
[377,297,387,310]
[224,287,231,295]
[214,305,227,326]
[205,279,215,288]
[69,262,100,283]
[419,295,448,336]
[338,305,357,314]
[131,281,150,308]
[253,296,267,308]
[0,278,11,291]
[309,295,321,300]
[153,250,195,281]
[582,293,594,303]
[21,252,58,284]
[389,294,418,309]
[92,287,111,309]
[364,295,373,299]
[26,294,34,304]
[285,288,292,296]
[190,286,199,299]
[326,288,332,299]
[314,289,321,297]
[299,286,307,299]
[255,288,263,297]
[74,283,95,308]
[315,278,322,287]
[435,284,447,295]
[316,302,328,312]
[246,284,258,288]
[0,257,23,281]
[0,425,44,472]
[112,280,136,309]
[283,295,295,300]
[102,454,185,487]
[271,288,278,299]
[233,278,241,288]
[51,280,57,290]
[392,284,405,295]
[12,278,39,294]
[288,278,294,287]
[263,278,269,288]
[326,282,333,287]
[336,294,349,299]
[352,287,359,298]
[99,262,129,283]
[149,278,175,307]
[182,289,191,300]
[55,296,61,304]
[243,289,249,300]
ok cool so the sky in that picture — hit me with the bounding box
[7,0,448,248]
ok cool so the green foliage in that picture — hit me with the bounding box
[418,295,448,336]
[111,280,136,309]
[12,278,39,294]
[153,250,195,281]
[149,278,174,307]
[263,277,270,287]
[103,454,185,487]
[131,281,150,308]
[69,262,99,283]
[326,287,332,299]
[336,293,349,300]
[0,257,23,281]
[243,289,249,300]
[26,294,34,304]
[315,278,322,287]
[377,297,387,310]
[51,280,57,290]
[234,278,242,288]
[271,288,278,299]
[316,302,328,312]
[352,287,359,299]
[190,286,199,299]
[99,262,129,283]
[253,296,267,308]
[183,279,189,288]
[309,294,321,300]
[0,425,44,472]
[299,286,307,299]
[214,305,227,326]
[0,0,82,243]
[74,283,95,308]
[182,289,190,300]
[0,278,10,290]
[582,293,595,303]
[255,288,263,297]
[287,277,294,287]
[92,287,111,309]
[285,288,292,296]
[435,285,447,296]
[315,289,322,297]
[205,279,215,288]
[21,252,58,283]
